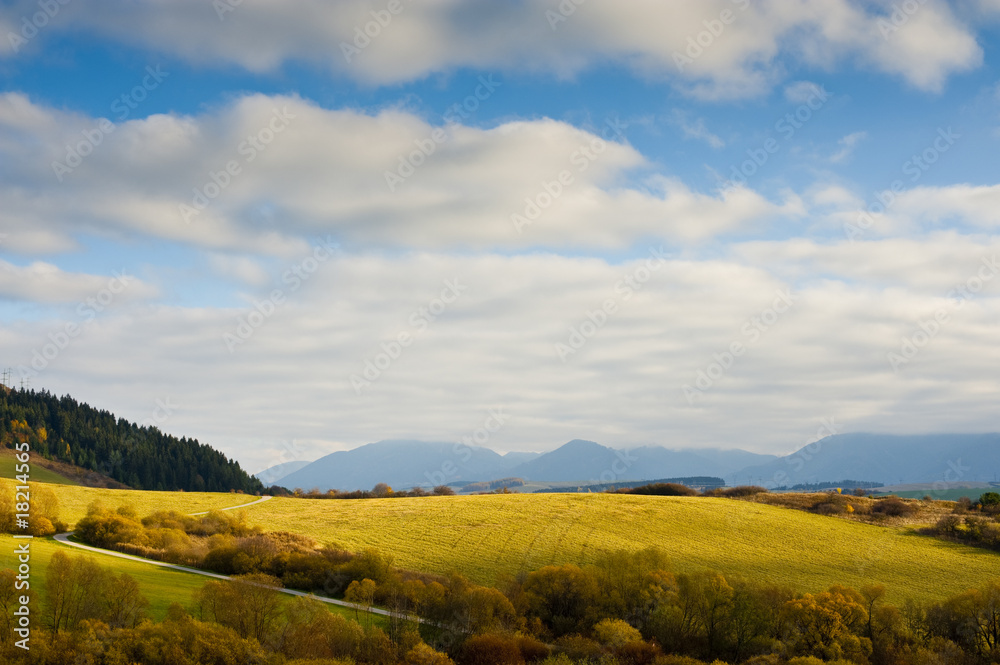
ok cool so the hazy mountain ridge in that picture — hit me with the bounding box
[277,438,778,491]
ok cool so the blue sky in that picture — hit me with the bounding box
[2,0,1000,475]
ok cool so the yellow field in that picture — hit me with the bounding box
[7,484,1000,606]
[240,493,999,605]
[0,478,259,524]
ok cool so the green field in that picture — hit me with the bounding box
[0,453,77,486]
[0,535,379,626]
[7,484,1000,607]
[875,488,985,501]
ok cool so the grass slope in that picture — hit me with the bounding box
[0,451,78,486]
[0,535,377,626]
[0,478,259,526]
[8,484,1000,606]
[241,493,999,605]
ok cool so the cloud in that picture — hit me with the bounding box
[0,260,157,304]
[671,110,725,148]
[830,131,866,163]
[0,93,800,254]
[0,0,984,97]
[4,247,999,472]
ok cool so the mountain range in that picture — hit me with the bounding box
[257,433,1000,492]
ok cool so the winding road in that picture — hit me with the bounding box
[52,494,399,619]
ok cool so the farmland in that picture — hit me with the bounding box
[31,483,1000,606]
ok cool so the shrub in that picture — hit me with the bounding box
[871,496,917,517]
[620,483,698,497]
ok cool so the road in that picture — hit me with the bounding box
[52,494,400,619]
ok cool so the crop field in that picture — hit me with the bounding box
[0,478,259,524]
[240,493,999,605]
[0,535,378,625]
[9,484,1000,606]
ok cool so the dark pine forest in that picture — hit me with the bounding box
[0,387,263,493]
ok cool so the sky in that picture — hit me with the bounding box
[1,0,999,475]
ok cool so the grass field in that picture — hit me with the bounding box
[0,477,261,525]
[7,484,1000,607]
[0,535,380,626]
[875,489,984,501]
[0,451,77,486]
[239,493,999,605]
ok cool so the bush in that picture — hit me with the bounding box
[620,483,698,497]
[458,633,525,665]
[871,496,917,517]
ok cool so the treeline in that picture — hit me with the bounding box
[0,387,263,493]
[272,482,458,499]
[534,477,726,494]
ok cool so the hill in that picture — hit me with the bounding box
[732,432,1000,487]
[61,483,1000,606]
[0,387,263,493]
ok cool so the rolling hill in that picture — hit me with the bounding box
[34,482,1000,606]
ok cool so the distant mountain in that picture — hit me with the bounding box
[277,440,510,491]
[254,460,311,486]
[279,438,778,491]
[729,433,1000,487]
[510,440,777,483]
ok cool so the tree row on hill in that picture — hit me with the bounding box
[0,387,263,493]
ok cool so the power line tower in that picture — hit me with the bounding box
[1,368,9,388]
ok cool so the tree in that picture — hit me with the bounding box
[104,571,149,628]
[346,578,378,626]
[523,564,601,636]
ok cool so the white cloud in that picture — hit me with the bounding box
[0,93,799,254]
[830,131,867,163]
[671,110,725,148]
[0,260,157,304]
[0,0,984,97]
[4,248,999,472]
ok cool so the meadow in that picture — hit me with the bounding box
[7,483,1000,607]
[240,492,998,605]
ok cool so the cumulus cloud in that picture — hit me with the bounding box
[0,93,799,254]
[4,248,998,472]
[0,0,984,96]
[0,260,158,304]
